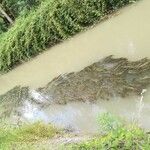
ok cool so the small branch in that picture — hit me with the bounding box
[0,5,13,24]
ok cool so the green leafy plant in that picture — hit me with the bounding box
[97,112,123,134]
[0,0,139,72]
[68,126,150,150]
[0,0,43,34]
[68,114,150,150]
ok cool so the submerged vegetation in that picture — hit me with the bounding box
[0,86,28,117]
[0,56,150,118]
[0,0,139,72]
[39,55,150,102]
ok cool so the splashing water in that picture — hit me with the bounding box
[137,89,147,123]
[30,90,50,104]
[21,100,49,123]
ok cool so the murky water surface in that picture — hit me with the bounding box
[21,92,150,133]
[0,0,150,133]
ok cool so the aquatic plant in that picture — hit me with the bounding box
[0,86,29,117]
[0,0,139,72]
[40,56,150,103]
[0,56,150,118]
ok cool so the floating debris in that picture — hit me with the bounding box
[0,56,150,118]
[0,86,29,117]
[39,55,150,103]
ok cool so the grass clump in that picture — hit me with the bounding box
[67,113,150,150]
[68,126,150,150]
[0,0,139,72]
[0,122,58,149]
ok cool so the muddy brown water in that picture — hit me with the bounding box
[0,0,150,133]
[19,92,150,133]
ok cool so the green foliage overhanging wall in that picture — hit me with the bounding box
[0,0,138,72]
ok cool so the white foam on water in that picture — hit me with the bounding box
[21,100,49,123]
